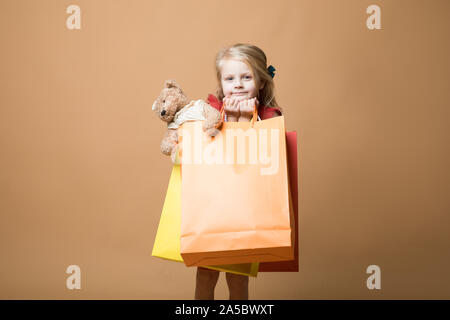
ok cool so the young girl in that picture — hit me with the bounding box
[195,43,283,300]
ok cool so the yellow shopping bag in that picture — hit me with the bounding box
[151,164,259,277]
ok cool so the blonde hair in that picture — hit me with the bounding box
[215,43,281,111]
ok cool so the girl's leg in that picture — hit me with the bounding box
[225,272,249,300]
[195,267,220,300]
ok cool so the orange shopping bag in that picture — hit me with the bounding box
[179,114,294,266]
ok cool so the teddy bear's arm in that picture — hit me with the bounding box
[160,129,178,156]
[202,103,223,137]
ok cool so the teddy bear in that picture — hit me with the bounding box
[152,79,223,162]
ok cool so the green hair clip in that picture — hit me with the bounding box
[267,65,276,78]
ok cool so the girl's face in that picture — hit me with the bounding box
[220,58,259,101]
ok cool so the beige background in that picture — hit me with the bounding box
[1,0,449,299]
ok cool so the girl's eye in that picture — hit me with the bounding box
[245,76,252,79]
[225,77,233,81]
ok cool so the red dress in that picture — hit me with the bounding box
[207,94,282,120]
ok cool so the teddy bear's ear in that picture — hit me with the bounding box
[164,79,180,89]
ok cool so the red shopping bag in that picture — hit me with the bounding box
[259,131,299,272]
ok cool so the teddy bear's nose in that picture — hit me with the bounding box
[160,110,166,116]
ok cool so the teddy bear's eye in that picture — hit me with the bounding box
[163,99,166,103]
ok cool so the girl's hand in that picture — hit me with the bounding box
[238,97,258,122]
[223,94,240,122]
